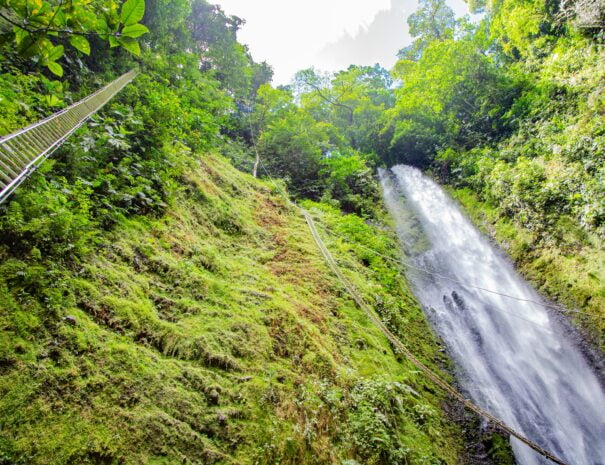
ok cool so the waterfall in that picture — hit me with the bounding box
[380,165,605,465]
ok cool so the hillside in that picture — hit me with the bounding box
[0,152,510,464]
[0,0,603,462]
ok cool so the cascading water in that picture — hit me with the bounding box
[380,165,605,465]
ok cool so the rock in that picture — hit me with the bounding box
[133,255,142,271]
[451,290,465,309]
[208,389,220,405]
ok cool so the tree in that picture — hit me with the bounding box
[320,149,379,215]
[293,65,394,155]
[257,110,334,197]
[294,68,356,125]
[398,0,456,60]
[386,37,520,166]
[189,0,270,99]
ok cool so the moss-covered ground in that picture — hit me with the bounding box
[0,153,483,464]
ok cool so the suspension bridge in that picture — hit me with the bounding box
[0,68,138,204]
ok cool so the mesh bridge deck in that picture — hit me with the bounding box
[0,68,138,204]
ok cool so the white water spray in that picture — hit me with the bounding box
[380,165,605,465]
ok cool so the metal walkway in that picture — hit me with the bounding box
[0,68,138,204]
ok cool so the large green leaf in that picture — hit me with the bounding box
[97,17,109,35]
[45,94,62,106]
[47,44,64,61]
[69,35,90,55]
[121,23,149,38]
[118,36,141,56]
[47,61,63,77]
[16,35,38,57]
[14,27,28,45]
[120,0,145,26]
[108,35,120,48]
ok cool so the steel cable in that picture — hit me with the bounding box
[316,224,604,321]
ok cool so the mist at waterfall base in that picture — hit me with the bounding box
[379,165,605,465]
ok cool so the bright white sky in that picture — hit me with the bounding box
[213,0,472,85]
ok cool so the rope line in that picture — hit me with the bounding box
[313,227,559,331]
[316,225,604,321]
[302,209,569,465]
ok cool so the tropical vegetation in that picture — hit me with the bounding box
[0,0,602,461]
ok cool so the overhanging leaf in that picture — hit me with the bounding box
[121,23,149,38]
[54,8,66,26]
[97,17,110,35]
[14,27,28,45]
[47,44,64,61]
[69,35,91,55]
[20,36,51,59]
[47,61,63,77]
[118,36,140,56]
[120,0,145,26]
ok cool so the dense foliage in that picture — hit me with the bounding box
[0,0,603,460]
[0,0,510,462]
[0,0,273,257]
[230,0,604,341]
[4,0,599,239]
[0,0,149,76]
[237,0,603,253]
[239,65,392,215]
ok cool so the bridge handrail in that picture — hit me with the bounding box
[0,68,139,204]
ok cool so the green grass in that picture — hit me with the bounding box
[0,153,478,464]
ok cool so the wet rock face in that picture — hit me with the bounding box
[451,290,465,309]
[444,396,516,465]
[443,291,467,312]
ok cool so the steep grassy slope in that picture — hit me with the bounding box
[0,152,495,464]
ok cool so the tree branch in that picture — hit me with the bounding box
[45,0,65,33]
[305,80,355,124]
